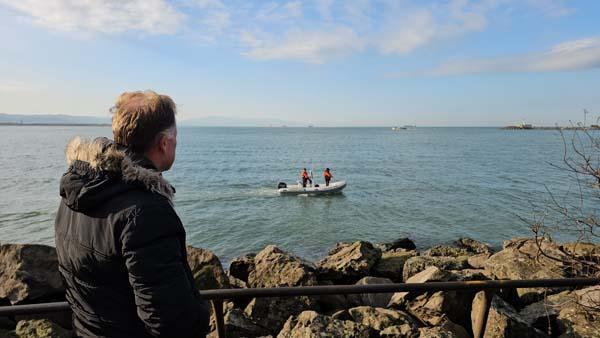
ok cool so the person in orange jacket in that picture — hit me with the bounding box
[300,168,312,187]
[323,168,333,186]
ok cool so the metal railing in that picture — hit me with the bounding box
[0,278,597,338]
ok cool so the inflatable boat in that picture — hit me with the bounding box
[277,181,347,195]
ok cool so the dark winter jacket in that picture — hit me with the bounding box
[54,137,210,338]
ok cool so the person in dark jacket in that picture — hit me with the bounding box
[55,90,210,338]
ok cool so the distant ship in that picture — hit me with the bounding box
[392,125,416,131]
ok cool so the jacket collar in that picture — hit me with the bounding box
[65,137,174,201]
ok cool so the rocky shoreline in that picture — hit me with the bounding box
[0,238,598,338]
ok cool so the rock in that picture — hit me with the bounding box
[187,246,230,290]
[402,256,468,282]
[15,319,71,338]
[245,246,319,332]
[0,244,64,304]
[449,269,491,281]
[519,299,559,335]
[373,250,416,281]
[437,318,470,338]
[316,241,382,283]
[277,310,371,338]
[484,238,570,304]
[347,277,394,308]
[482,295,549,338]
[207,308,271,338]
[423,246,471,258]
[389,267,452,309]
[561,242,600,259]
[423,238,492,259]
[316,280,347,313]
[555,286,600,338]
[467,254,491,269]
[248,245,317,288]
[331,309,351,321]
[380,324,419,337]
[380,238,417,252]
[245,297,314,333]
[417,326,460,338]
[348,306,419,332]
[405,290,475,329]
[229,253,256,283]
[456,238,492,255]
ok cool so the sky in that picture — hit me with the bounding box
[0,0,599,126]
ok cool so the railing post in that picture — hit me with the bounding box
[473,290,493,338]
[211,299,226,338]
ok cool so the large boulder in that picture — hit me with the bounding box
[455,238,493,255]
[423,246,471,258]
[316,280,347,313]
[245,297,312,333]
[207,308,271,338]
[245,246,319,332]
[417,326,460,338]
[484,238,569,304]
[389,267,452,308]
[480,294,549,338]
[560,242,600,257]
[380,324,419,337]
[373,250,416,281]
[248,245,318,288]
[229,253,256,283]
[402,256,468,282]
[277,311,371,338]
[15,319,71,338]
[348,306,419,332]
[316,241,381,283]
[392,267,481,330]
[187,246,230,290]
[555,286,600,338]
[347,277,394,308]
[0,244,64,304]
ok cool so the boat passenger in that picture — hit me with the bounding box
[301,168,312,187]
[324,168,333,186]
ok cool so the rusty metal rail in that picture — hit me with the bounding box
[0,278,597,338]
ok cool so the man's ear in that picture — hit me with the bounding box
[158,134,168,153]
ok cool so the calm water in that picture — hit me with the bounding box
[0,126,584,263]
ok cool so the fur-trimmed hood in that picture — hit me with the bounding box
[60,137,174,211]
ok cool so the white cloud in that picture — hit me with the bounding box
[242,27,364,63]
[0,0,184,34]
[399,37,600,76]
[377,0,499,55]
[0,82,31,92]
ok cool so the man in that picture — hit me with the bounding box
[323,168,333,187]
[55,90,210,337]
[300,168,312,187]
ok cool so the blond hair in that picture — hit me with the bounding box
[111,90,176,152]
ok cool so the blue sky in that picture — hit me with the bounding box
[0,0,599,126]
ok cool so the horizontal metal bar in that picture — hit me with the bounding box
[0,302,70,316]
[0,278,597,316]
[198,277,600,300]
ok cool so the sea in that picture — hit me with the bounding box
[0,126,590,264]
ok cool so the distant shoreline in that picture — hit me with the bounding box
[0,122,111,127]
[0,123,594,129]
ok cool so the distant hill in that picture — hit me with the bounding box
[0,113,110,125]
[180,116,304,127]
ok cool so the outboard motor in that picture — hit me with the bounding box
[277,182,287,189]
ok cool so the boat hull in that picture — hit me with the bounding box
[278,181,347,195]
